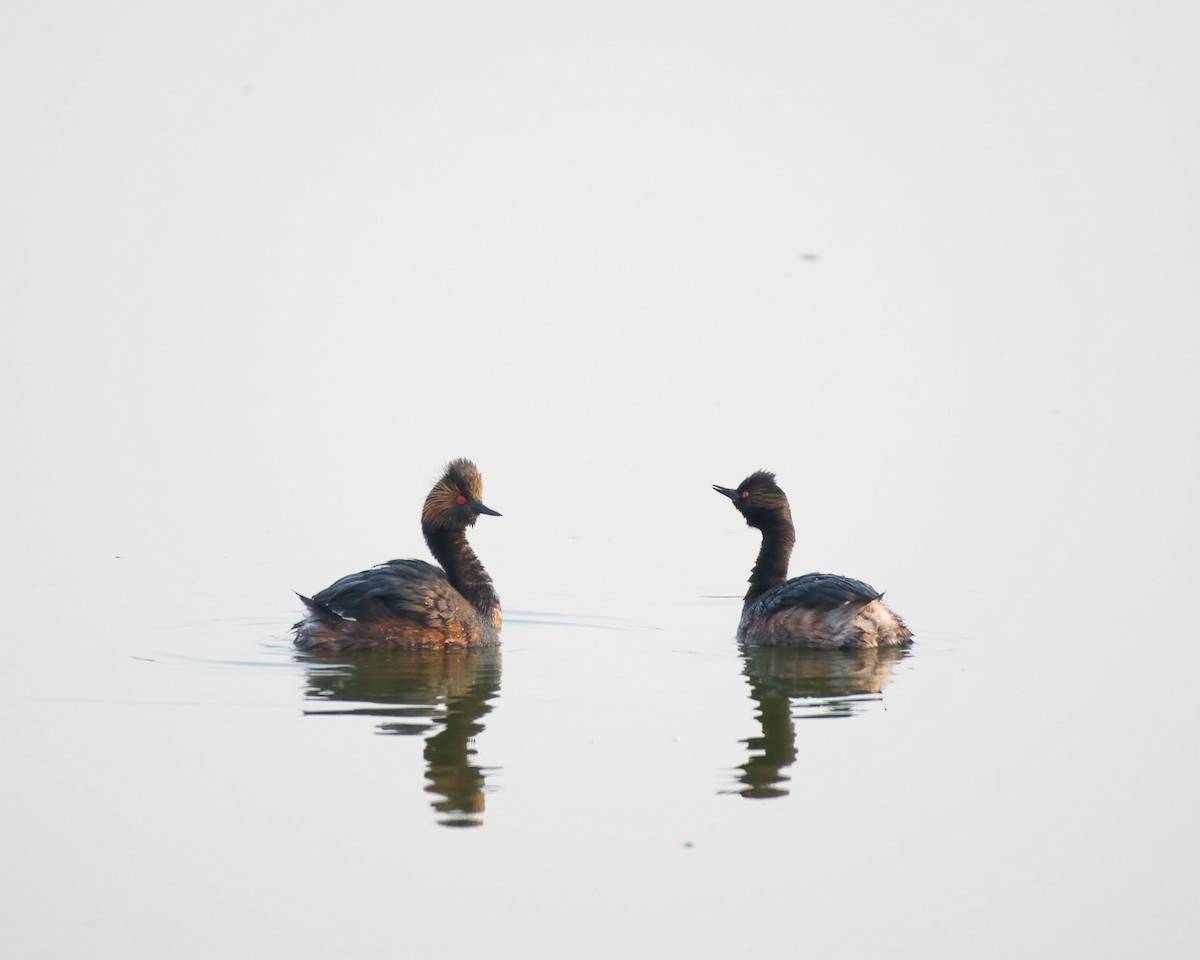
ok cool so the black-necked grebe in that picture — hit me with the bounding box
[293,459,502,651]
[714,470,911,649]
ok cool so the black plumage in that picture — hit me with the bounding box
[752,573,884,616]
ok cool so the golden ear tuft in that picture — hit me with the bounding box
[442,458,484,501]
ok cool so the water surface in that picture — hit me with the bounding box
[3,547,1195,958]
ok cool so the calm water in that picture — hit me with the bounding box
[3,524,1197,957]
[5,3,1200,957]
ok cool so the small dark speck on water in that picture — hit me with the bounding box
[801,253,819,261]
[683,841,694,848]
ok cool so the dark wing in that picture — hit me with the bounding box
[756,572,883,616]
[306,559,475,629]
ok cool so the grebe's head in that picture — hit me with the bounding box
[422,459,501,530]
[713,469,791,528]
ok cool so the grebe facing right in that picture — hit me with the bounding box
[293,459,502,652]
[714,470,912,650]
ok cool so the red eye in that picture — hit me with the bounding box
[740,490,750,498]
[456,495,467,505]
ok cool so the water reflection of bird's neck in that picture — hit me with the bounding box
[422,653,500,826]
[739,685,798,799]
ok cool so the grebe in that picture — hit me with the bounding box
[293,459,502,651]
[714,470,911,649]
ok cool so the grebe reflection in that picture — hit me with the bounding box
[732,644,909,798]
[300,647,501,827]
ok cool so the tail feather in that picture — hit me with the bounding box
[296,592,341,624]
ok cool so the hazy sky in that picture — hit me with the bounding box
[3,2,1197,595]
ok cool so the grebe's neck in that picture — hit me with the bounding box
[746,514,795,605]
[424,524,500,616]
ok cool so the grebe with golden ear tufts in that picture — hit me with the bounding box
[713,470,912,650]
[293,459,502,651]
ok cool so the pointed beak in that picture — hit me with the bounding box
[713,484,739,500]
[474,501,502,517]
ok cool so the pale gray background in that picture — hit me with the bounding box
[6,2,1195,577]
